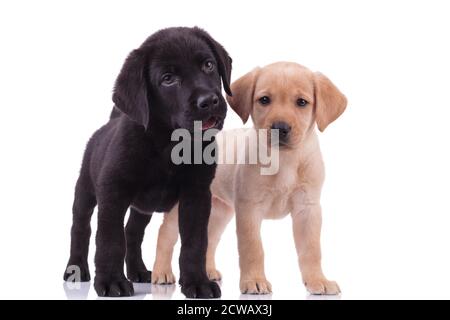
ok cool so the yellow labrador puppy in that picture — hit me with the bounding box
[151,62,347,295]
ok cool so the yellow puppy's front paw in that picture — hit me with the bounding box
[207,268,222,281]
[304,278,340,295]
[240,278,272,294]
[151,269,176,285]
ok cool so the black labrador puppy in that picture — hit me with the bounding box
[63,27,232,298]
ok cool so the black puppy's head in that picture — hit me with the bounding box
[113,27,232,132]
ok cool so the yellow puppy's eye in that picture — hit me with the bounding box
[259,96,271,105]
[297,98,308,107]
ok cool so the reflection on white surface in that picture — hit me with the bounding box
[151,284,176,300]
[63,282,90,300]
[306,293,342,301]
[62,282,178,300]
[239,293,273,300]
[62,281,343,300]
[133,283,152,296]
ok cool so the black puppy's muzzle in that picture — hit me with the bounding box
[195,93,225,130]
[188,91,226,131]
[196,93,220,110]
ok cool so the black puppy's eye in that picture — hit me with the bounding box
[259,96,271,105]
[203,60,215,73]
[297,98,308,107]
[161,73,176,86]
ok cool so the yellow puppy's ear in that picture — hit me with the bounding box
[314,72,347,132]
[226,67,260,124]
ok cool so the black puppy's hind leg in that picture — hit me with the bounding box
[94,189,134,297]
[125,208,152,283]
[64,177,96,282]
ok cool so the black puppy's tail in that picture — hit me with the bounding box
[110,106,122,119]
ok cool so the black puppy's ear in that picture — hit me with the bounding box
[112,49,150,129]
[194,28,233,96]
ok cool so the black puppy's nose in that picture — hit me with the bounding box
[197,93,219,110]
[271,121,291,142]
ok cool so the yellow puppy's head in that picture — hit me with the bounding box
[227,62,347,147]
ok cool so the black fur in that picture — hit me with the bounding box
[63,27,232,298]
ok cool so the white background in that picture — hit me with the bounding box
[0,0,449,300]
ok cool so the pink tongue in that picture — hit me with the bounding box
[202,118,216,130]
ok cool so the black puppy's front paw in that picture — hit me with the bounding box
[127,268,152,283]
[63,261,90,282]
[181,280,221,299]
[94,274,134,297]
